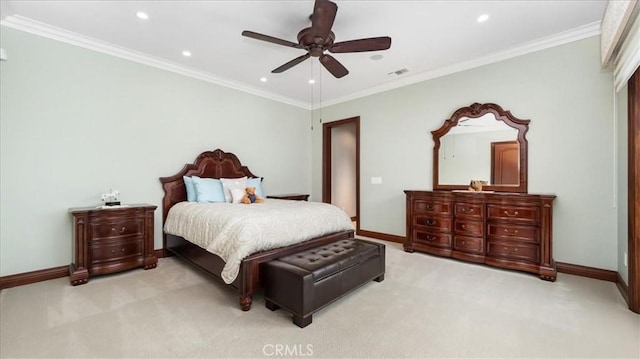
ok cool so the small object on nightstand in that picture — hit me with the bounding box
[68,203,157,286]
[266,193,310,201]
[100,189,121,206]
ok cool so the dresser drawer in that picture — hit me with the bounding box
[487,204,539,223]
[454,202,484,219]
[454,219,483,236]
[90,219,143,240]
[414,216,451,231]
[413,200,451,214]
[453,236,484,254]
[90,238,143,263]
[487,223,539,243]
[487,241,539,263]
[413,230,452,248]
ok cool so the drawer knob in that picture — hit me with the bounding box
[503,210,519,217]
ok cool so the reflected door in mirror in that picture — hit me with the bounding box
[491,141,519,185]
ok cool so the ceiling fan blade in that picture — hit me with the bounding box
[319,54,348,78]
[329,37,392,53]
[272,53,311,73]
[242,30,303,49]
[311,0,338,44]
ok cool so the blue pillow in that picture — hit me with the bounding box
[183,176,197,202]
[247,177,265,198]
[192,177,226,203]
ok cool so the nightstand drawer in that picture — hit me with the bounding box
[90,238,143,263]
[90,219,143,240]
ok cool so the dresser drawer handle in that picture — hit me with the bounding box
[503,210,519,217]
[503,247,518,253]
[425,204,434,211]
[425,219,435,226]
[462,240,469,247]
[503,228,519,235]
[461,224,467,230]
[111,226,126,233]
[111,248,126,254]
[460,208,474,214]
[425,235,435,241]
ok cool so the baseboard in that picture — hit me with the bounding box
[0,265,68,290]
[556,262,618,282]
[356,229,405,244]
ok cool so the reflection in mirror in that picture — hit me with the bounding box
[439,113,518,185]
[432,103,529,193]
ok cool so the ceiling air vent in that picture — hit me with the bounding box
[388,68,409,76]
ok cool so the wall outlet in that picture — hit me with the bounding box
[370,177,382,184]
[624,252,628,267]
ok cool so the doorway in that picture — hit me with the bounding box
[322,117,360,232]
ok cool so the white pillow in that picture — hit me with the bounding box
[230,188,246,204]
[220,177,248,203]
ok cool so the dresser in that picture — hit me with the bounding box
[404,191,556,281]
[69,204,157,285]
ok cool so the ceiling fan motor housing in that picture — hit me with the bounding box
[297,27,335,57]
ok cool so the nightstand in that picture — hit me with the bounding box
[267,193,310,201]
[69,204,157,285]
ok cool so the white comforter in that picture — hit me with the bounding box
[164,199,354,284]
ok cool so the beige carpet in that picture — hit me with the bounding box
[1,238,638,358]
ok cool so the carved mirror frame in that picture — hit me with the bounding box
[432,102,530,193]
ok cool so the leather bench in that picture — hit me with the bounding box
[263,238,385,328]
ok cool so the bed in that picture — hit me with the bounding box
[159,149,355,311]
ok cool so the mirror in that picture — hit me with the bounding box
[432,103,529,193]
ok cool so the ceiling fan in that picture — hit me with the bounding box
[241,0,391,79]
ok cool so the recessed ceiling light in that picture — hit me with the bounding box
[477,14,489,23]
[182,51,192,57]
[136,11,148,20]
[260,77,267,82]
[370,54,383,61]
[308,79,315,84]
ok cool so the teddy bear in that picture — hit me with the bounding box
[468,180,488,192]
[241,186,263,204]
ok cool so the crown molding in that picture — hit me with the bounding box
[1,14,600,111]
[318,21,602,109]
[0,15,310,109]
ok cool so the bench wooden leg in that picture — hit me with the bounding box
[293,315,312,328]
[374,274,385,282]
[265,299,280,311]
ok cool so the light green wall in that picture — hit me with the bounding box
[312,36,619,270]
[0,27,311,276]
[616,84,629,283]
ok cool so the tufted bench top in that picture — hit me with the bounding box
[274,239,380,282]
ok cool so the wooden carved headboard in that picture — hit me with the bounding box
[159,149,259,226]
